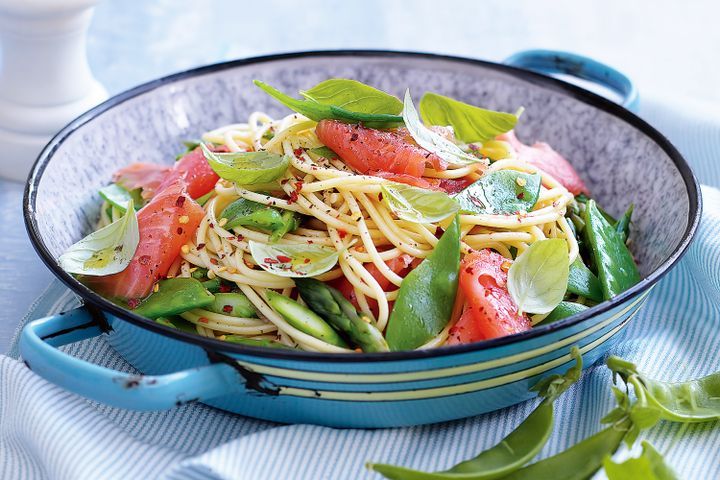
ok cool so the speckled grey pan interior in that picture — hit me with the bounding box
[25,51,701,353]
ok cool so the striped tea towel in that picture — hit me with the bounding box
[1,97,719,480]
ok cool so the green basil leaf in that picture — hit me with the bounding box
[300,78,402,114]
[402,90,480,166]
[385,216,461,350]
[567,257,603,302]
[419,92,518,143]
[508,238,569,314]
[201,143,289,185]
[253,80,403,126]
[453,171,541,215]
[99,184,143,214]
[604,441,678,480]
[59,199,140,276]
[248,240,338,278]
[381,183,459,224]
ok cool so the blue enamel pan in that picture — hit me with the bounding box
[21,50,700,427]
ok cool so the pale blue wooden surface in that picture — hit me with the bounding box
[1,0,719,352]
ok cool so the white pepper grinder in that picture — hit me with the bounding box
[0,0,107,182]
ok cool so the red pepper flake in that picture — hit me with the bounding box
[304,258,311,263]
[222,305,233,313]
[177,227,184,235]
[293,148,304,157]
[127,298,140,309]
[280,179,289,185]
[138,255,151,265]
[198,317,209,323]
[516,192,525,200]
[264,257,279,264]
[236,235,244,241]
[210,258,219,265]
[378,192,383,202]
[465,267,474,274]
[276,255,292,263]
[175,196,186,208]
[338,229,347,239]
[227,236,236,241]
[288,190,299,204]
[219,284,232,293]
[307,240,313,244]
[197,243,206,250]
[350,133,359,142]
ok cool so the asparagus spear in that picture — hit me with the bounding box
[295,278,389,353]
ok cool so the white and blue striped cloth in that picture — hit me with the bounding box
[1,98,719,479]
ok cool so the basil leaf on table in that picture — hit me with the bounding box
[419,92,519,143]
[254,80,403,127]
[385,215,461,350]
[381,183,459,224]
[133,278,214,319]
[508,238,569,315]
[98,184,143,214]
[59,199,140,276]
[567,257,603,302]
[583,199,641,299]
[201,143,289,185]
[453,170,541,215]
[300,78,403,115]
[603,441,678,480]
[402,90,481,166]
[221,198,300,242]
[248,240,338,278]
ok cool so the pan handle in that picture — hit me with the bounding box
[504,49,638,111]
[19,307,240,410]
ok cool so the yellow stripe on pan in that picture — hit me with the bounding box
[234,291,650,385]
[274,308,639,402]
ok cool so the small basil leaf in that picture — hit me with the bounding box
[248,240,338,278]
[603,441,678,480]
[402,90,480,166]
[99,184,143,214]
[453,171,541,215]
[567,257,603,302]
[507,238,569,314]
[201,143,289,185]
[300,79,402,114]
[419,92,518,143]
[381,183,459,224]
[254,80,403,126]
[59,199,140,276]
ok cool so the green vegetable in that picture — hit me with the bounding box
[98,184,143,214]
[133,278,214,319]
[507,239,569,315]
[201,143,290,185]
[223,336,291,349]
[300,78,403,115]
[248,240,339,278]
[381,183,459,224]
[402,90,480,166]
[59,199,140,276]
[207,292,258,318]
[221,198,300,241]
[155,316,197,333]
[453,171,541,215]
[294,278,388,353]
[201,278,222,293]
[566,257,603,302]
[615,203,634,243]
[498,417,632,480]
[368,348,582,479]
[583,200,640,299]
[385,216,460,350]
[196,191,214,207]
[603,441,678,480]
[265,290,348,348]
[254,80,403,127]
[155,317,175,328]
[419,92,518,143]
[307,146,339,162]
[542,301,589,324]
[608,356,720,423]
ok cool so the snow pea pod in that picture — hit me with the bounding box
[220,198,300,242]
[608,356,720,423]
[207,292,258,318]
[614,204,634,243]
[543,301,588,324]
[583,200,640,300]
[385,216,460,350]
[223,336,291,349]
[566,258,603,302]
[133,278,214,319]
[367,348,583,479]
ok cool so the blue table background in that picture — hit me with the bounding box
[1,0,719,351]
